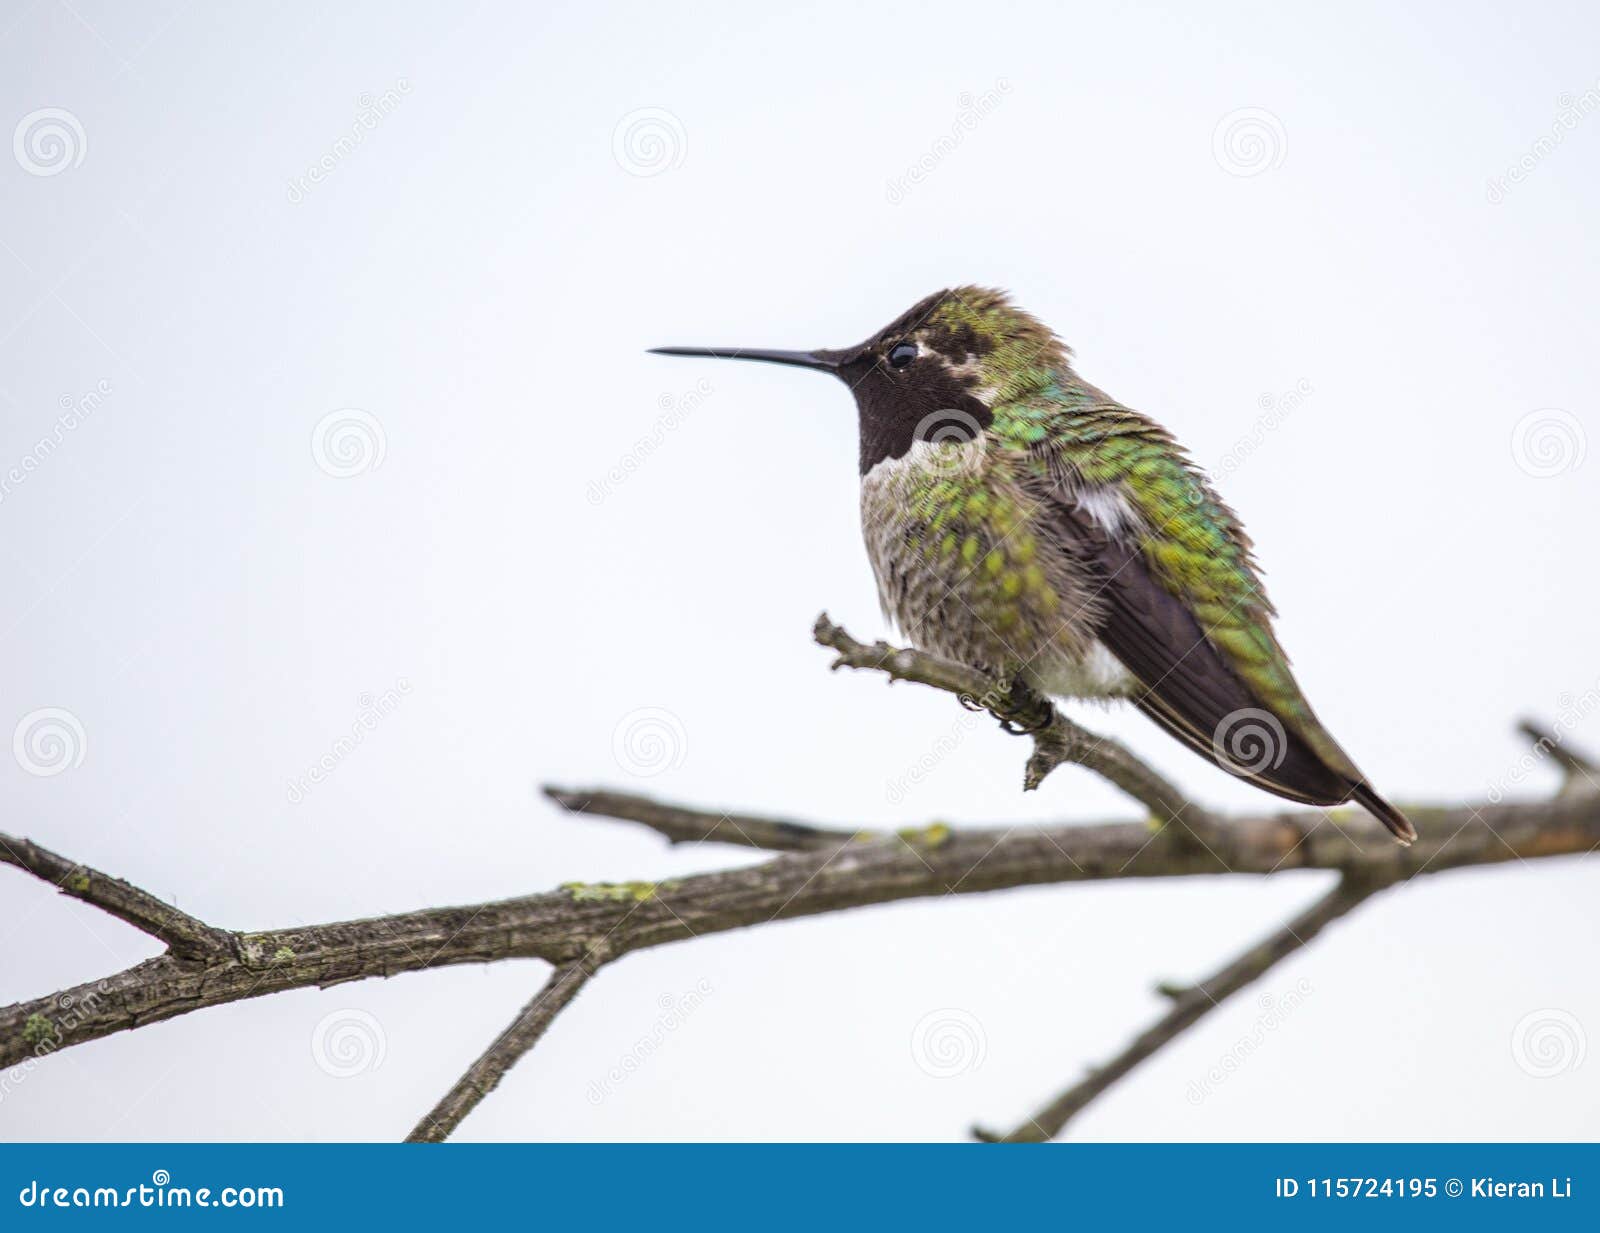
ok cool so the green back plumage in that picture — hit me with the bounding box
[653,282,1413,840]
[920,288,1355,777]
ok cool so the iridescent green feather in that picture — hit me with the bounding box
[922,290,1355,775]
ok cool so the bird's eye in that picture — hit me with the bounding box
[887,342,917,369]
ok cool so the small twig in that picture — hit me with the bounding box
[0,833,230,961]
[1517,719,1600,797]
[972,872,1392,1143]
[8,763,1591,1098]
[406,960,597,1143]
[813,613,1215,832]
[544,787,860,852]
[4,716,1596,1141]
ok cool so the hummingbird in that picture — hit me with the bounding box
[652,287,1415,844]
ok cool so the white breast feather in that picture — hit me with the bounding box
[1074,484,1139,537]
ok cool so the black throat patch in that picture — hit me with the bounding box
[844,358,994,474]
[837,307,997,474]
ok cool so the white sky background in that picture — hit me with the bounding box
[1,0,1598,1141]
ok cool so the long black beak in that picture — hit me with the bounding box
[649,346,839,373]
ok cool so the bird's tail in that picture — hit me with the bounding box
[1350,783,1417,846]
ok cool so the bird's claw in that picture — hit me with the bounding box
[999,677,1055,734]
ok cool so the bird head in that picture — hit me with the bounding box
[652,287,1069,473]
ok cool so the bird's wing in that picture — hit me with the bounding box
[1012,409,1367,806]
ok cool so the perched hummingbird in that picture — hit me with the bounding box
[652,288,1415,844]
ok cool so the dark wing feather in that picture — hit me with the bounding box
[1049,500,1356,806]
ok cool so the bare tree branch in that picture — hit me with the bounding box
[406,960,597,1143]
[544,787,859,852]
[814,613,1213,831]
[5,614,1598,1143]
[6,786,1591,1094]
[973,871,1392,1142]
[1516,718,1600,796]
[0,834,230,961]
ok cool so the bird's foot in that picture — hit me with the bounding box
[994,675,1055,735]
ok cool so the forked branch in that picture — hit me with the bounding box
[2,619,1594,1141]
[972,871,1393,1142]
[406,960,597,1143]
